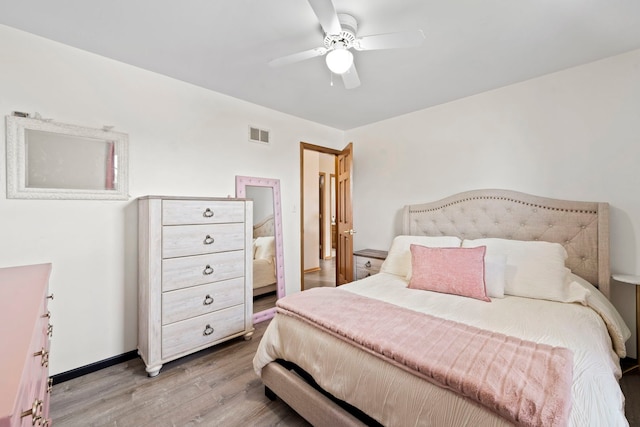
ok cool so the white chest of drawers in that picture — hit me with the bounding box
[138,196,253,377]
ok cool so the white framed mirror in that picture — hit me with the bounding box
[236,175,285,323]
[5,115,129,200]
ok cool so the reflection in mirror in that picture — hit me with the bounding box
[5,115,128,200]
[236,176,285,324]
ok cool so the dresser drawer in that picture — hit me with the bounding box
[162,277,245,325]
[355,256,384,272]
[353,249,387,281]
[163,200,245,225]
[162,305,245,359]
[162,223,245,258]
[162,251,245,292]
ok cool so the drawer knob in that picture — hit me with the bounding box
[203,208,214,218]
[47,324,54,338]
[33,348,49,367]
[203,235,215,245]
[203,265,214,275]
[21,399,43,425]
[364,261,372,268]
[48,378,53,393]
[203,294,214,305]
[41,310,51,319]
[46,293,54,300]
[203,324,214,336]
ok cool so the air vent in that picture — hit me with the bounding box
[249,126,270,144]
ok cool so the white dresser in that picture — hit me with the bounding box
[138,196,253,377]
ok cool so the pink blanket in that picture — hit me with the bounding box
[276,288,573,427]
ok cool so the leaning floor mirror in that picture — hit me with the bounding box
[236,176,285,323]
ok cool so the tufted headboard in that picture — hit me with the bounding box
[253,215,275,238]
[402,189,611,298]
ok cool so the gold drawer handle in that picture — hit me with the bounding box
[364,261,372,268]
[203,294,214,305]
[47,324,54,338]
[48,378,53,393]
[21,399,43,425]
[203,324,214,336]
[203,208,214,218]
[203,265,214,275]
[33,348,49,367]
[41,311,51,319]
[203,235,215,245]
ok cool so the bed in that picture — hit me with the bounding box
[252,215,277,297]
[253,189,631,426]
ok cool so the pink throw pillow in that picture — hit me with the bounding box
[408,244,490,302]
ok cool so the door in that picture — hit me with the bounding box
[336,143,354,285]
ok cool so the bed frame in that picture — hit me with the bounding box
[262,189,611,426]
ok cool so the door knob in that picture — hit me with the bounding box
[347,229,356,235]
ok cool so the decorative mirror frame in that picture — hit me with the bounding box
[236,175,286,323]
[5,115,129,200]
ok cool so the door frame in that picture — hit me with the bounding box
[300,142,344,290]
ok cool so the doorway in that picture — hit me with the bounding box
[300,142,354,291]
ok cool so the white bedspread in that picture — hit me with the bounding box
[254,273,629,426]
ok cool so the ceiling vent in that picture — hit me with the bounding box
[249,126,270,144]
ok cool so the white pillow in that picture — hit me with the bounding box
[381,235,462,278]
[254,236,275,260]
[484,254,507,298]
[461,238,583,303]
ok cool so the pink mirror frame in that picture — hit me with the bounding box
[236,176,285,323]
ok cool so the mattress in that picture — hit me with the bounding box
[254,273,629,426]
[253,258,276,289]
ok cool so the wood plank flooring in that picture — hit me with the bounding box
[50,320,309,427]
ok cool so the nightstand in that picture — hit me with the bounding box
[612,273,640,374]
[353,249,388,280]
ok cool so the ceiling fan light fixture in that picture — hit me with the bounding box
[325,46,353,74]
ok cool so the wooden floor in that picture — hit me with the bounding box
[50,320,310,427]
[303,257,335,290]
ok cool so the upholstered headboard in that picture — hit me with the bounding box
[253,215,275,238]
[402,189,611,298]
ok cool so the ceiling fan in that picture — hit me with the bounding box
[268,0,425,89]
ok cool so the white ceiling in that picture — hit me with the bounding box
[1,0,639,130]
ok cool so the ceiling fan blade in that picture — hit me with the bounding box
[308,0,342,35]
[268,47,328,68]
[354,30,425,51]
[341,64,361,89]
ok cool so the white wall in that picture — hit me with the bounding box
[303,150,320,271]
[346,48,640,357]
[320,153,335,260]
[0,25,344,375]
